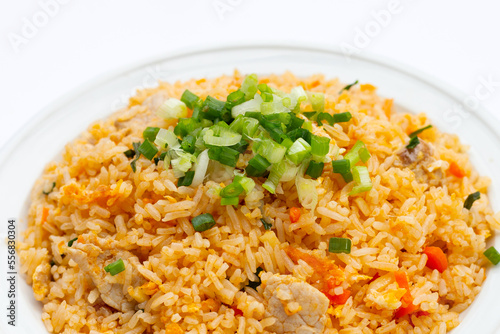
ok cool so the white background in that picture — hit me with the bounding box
[1,0,499,150]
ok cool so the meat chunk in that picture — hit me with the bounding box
[261,273,329,334]
[67,234,146,312]
[395,140,447,186]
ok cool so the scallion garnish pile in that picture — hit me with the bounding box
[125,74,373,209]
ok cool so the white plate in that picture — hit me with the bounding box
[1,43,500,333]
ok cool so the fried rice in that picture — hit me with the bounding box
[19,71,500,334]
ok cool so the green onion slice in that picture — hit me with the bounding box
[177,171,195,187]
[261,218,272,230]
[484,246,500,265]
[406,136,420,149]
[339,80,358,94]
[143,127,160,142]
[306,161,324,179]
[464,191,480,210]
[220,182,245,198]
[68,237,78,247]
[138,139,158,160]
[104,259,125,276]
[328,237,352,254]
[191,213,216,232]
[180,90,200,109]
[221,197,239,206]
[349,166,372,195]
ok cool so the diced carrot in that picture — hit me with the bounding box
[231,305,243,316]
[449,161,466,178]
[290,207,301,223]
[394,302,418,318]
[360,83,376,92]
[41,207,50,224]
[423,246,448,273]
[382,99,393,117]
[323,289,350,306]
[416,310,429,317]
[394,271,413,306]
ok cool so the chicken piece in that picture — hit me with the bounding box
[67,234,146,312]
[261,273,329,334]
[395,140,446,186]
[32,262,51,301]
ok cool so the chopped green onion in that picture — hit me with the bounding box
[339,80,358,94]
[303,111,317,120]
[143,127,160,142]
[203,128,242,147]
[262,161,286,194]
[484,246,500,265]
[68,237,78,247]
[171,151,196,177]
[317,112,334,125]
[43,182,56,195]
[302,121,313,132]
[180,135,196,154]
[221,197,239,206]
[261,101,289,115]
[191,149,209,187]
[349,166,372,195]
[180,90,200,109]
[289,86,308,110]
[241,74,259,100]
[174,118,202,138]
[308,92,325,112]
[464,191,480,210]
[255,139,287,164]
[280,138,294,149]
[231,98,261,118]
[247,267,264,289]
[286,138,312,165]
[296,171,318,210]
[191,213,216,232]
[333,112,352,123]
[138,139,158,160]
[280,160,300,182]
[177,170,195,187]
[104,259,125,276]
[258,83,273,102]
[230,139,249,153]
[124,149,136,158]
[220,182,245,198]
[287,113,305,131]
[208,146,240,167]
[226,90,246,110]
[344,140,368,167]
[409,125,433,138]
[246,154,271,177]
[157,98,188,119]
[261,218,272,230]
[406,136,420,149]
[359,147,371,163]
[328,237,352,254]
[287,128,311,144]
[155,128,179,149]
[332,159,353,183]
[306,161,324,179]
[311,135,330,157]
[130,142,141,172]
[202,96,226,120]
[233,174,255,193]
